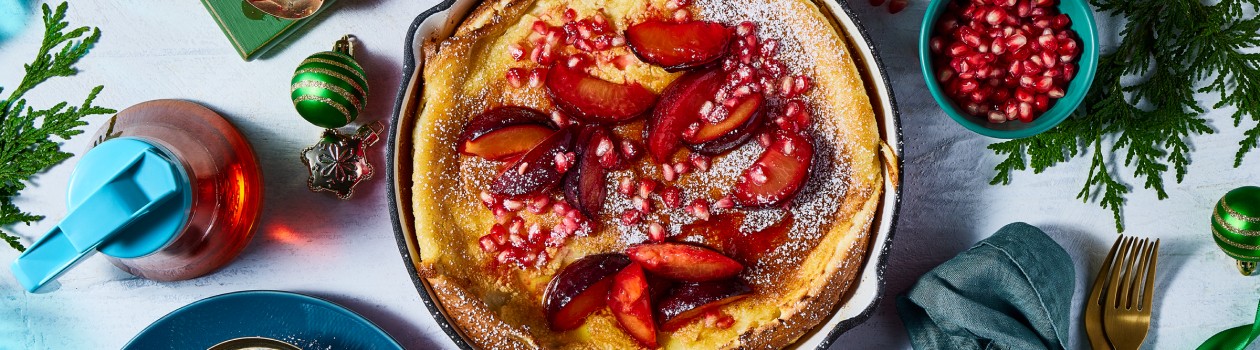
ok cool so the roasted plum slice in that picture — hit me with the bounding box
[543,253,632,331]
[458,107,557,160]
[626,243,743,282]
[608,263,658,347]
[563,126,610,220]
[656,280,752,331]
[490,126,575,197]
[732,131,814,207]
[686,94,766,156]
[546,63,657,124]
[626,20,731,71]
[646,68,725,163]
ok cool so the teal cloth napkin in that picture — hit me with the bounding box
[897,222,1075,350]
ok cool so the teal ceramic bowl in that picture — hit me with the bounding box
[919,0,1098,139]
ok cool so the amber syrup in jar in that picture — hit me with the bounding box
[86,100,262,281]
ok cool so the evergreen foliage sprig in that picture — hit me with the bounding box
[0,3,114,251]
[989,0,1260,231]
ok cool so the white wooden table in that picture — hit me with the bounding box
[1,1,1256,349]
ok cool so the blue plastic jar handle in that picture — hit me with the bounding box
[10,149,181,292]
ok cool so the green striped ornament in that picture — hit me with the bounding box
[291,48,367,129]
[1212,186,1260,275]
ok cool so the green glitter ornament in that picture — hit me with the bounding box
[291,35,368,129]
[1211,186,1260,275]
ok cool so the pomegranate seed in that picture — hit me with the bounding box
[563,216,581,233]
[985,8,1007,25]
[991,38,1007,55]
[794,76,812,94]
[661,187,683,208]
[779,76,795,97]
[992,88,1011,103]
[1047,86,1065,98]
[1063,63,1077,80]
[1006,34,1028,49]
[673,9,690,21]
[1044,66,1062,78]
[1008,60,1024,76]
[480,191,498,208]
[638,178,658,198]
[962,31,982,48]
[965,102,986,116]
[533,21,549,34]
[758,133,773,147]
[620,140,641,160]
[662,163,677,181]
[633,196,652,213]
[618,177,635,196]
[509,217,526,236]
[529,68,545,88]
[713,196,735,210]
[949,43,972,57]
[506,68,526,88]
[621,209,644,225]
[1032,17,1051,29]
[508,43,526,61]
[528,223,543,240]
[1016,88,1034,102]
[1033,76,1053,92]
[596,137,614,158]
[1034,94,1050,111]
[690,154,711,171]
[555,151,575,173]
[688,199,712,221]
[762,39,780,56]
[1052,14,1071,29]
[1038,34,1058,52]
[493,207,514,224]
[1029,54,1044,67]
[1016,0,1032,16]
[1003,100,1019,118]
[648,222,665,242]
[988,110,1006,123]
[1041,51,1057,68]
[480,235,498,252]
[959,79,980,93]
[1058,39,1078,55]
[528,193,551,212]
[1023,59,1043,74]
[550,110,570,127]
[927,37,947,53]
[611,36,626,47]
[553,201,571,215]
[969,88,990,103]
[736,22,756,36]
[1018,102,1034,121]
[563,8,576,21]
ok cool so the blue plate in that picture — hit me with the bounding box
[124,290,402,350]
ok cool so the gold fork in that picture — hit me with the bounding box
[1085,236,1125,350]
[1103,237,1160,350]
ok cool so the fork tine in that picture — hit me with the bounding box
[1125,238,1149,309]
[1141,239,1159,312]
[1107,237,1133,308]
[1090,235,1124,306]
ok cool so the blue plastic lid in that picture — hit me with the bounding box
[9,138,191,292]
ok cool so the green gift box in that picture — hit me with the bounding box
[201,0,337,61]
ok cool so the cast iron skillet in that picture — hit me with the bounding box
[385,1,903,348]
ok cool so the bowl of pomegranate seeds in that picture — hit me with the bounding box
[920,0,1097,138]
